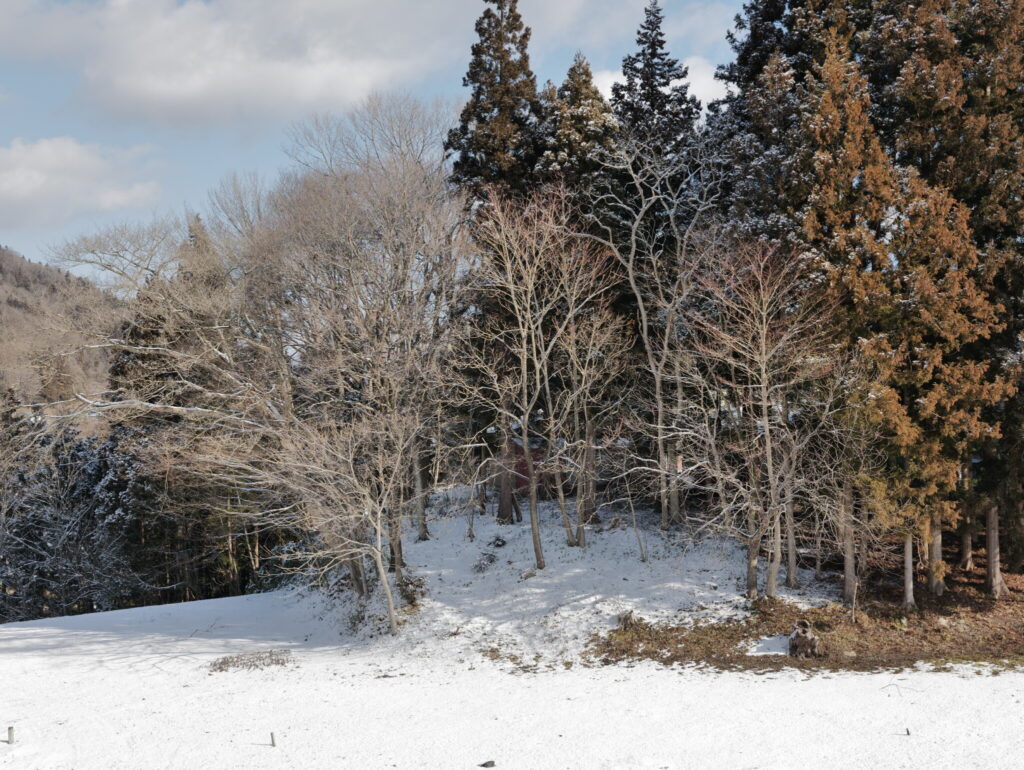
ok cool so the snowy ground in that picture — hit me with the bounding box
[2,502,1022,769]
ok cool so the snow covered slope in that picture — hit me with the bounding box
[1,507,1022,769]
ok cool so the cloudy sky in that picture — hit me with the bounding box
[0,0,741,261]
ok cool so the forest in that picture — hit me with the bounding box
[1,0,1022,644]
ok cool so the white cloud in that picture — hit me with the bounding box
[0,0,483,126]
[593,69,623,100]
[0,1,734,128]
[0,137,160,228]
[682,56,728,107]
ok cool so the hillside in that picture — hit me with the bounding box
[0,247,108,402]
[1,503,1021,769]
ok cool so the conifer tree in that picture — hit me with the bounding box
[801,30,1004,602]
[611,1,701,152]
[712,0,833,234]
[861,0,1024,593]
[721,0,799,90]
[445,0,541,198]
[535,52,618,190]
[714,51,809,239]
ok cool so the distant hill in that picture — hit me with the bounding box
[0,246,109,402]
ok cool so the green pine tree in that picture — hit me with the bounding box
[536,52,618,189]
[445,0,541,198]
[611,1,701,153]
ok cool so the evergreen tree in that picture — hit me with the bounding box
[720,0,798,90]
[535,52,618,190]
[445,0,541,197]
[713,51,809,239]
[711,0,835,234]
[801,30,1005,601]
[861,0,1024,592]
[611,1,701,152]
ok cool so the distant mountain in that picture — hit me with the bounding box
[0,246,109,402]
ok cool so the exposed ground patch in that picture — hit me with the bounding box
[587,567,1024,672]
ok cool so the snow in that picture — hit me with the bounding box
[745,634,791,656]
[1,504,1022,769]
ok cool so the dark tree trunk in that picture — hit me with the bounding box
[576,419,597,547]
[958,527,974,571]
[986,503,1008,598]
[766,512,782,599]
[497,423,515,524]
[387,508,405,583]
[745,534,761,600]
[784,475,798,589]
[414,446,429,542]
[348,559,368,597]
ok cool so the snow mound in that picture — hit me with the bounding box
[336,499,835,668]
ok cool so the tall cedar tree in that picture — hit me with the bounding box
[446,0,542,524]
[445,0,541,198]
[720,0,1024,593]
[801,30,1004,601]
[861,0,1024,592]
[611,1,701,152]
[536,53,618,190]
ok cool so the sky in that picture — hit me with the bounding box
[0,0,742,263]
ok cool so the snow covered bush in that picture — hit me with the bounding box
[0,427,154,622]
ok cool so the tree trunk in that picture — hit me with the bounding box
[814,509,823,580]
[745,534,761,600]
[520,422,545,571]
[371,546,398,636]
[348,559,368,597]
[902,532,917,612]
[986,503,1007,598]
[668,453,681,526]
[387,505,405,584]
[958,527,974,571]
[654,373,670,529]
[841,479,856,604]
[414,447,429,542]
[226,528,241,595]
[497,414,515,524]
[927,516,946,597]
[577,419,597,548]
[766,510,782,598]
[554,466,577,547]
[784,472,798,589]
[511,493,524,523]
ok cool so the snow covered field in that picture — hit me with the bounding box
[1,507,1022,769]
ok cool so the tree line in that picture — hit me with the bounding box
[1,0,1022,629]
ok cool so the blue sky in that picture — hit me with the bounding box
[0,0,741,263]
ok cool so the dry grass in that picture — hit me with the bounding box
[586,565,1024,673]
[209,649,294,673]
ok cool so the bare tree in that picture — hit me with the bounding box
[664,238,861,599]
[458,189,617,568]
[56,94,467,633]
[587,135,722,526]
[546,297,632,547]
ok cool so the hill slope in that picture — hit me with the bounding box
[0,247,108,402]
[0,505,1021,769]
